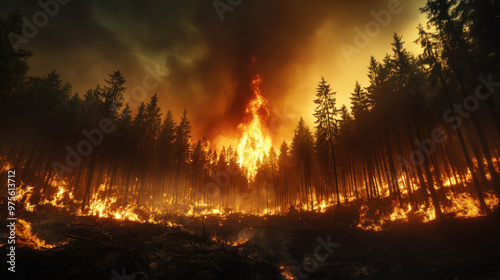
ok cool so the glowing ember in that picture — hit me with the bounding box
[1,161,13,172]
[16,184,36,211]
[237,73,272,179]
[17,219,67,250]
[212,236,249,247]
[484,191,500,211]
[357,204,384,231]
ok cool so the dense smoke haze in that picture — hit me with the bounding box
[1,0,425,146]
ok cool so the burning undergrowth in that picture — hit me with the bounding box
[12,172,500,234]
[15,219,68,250]
[6,168,499,248]
[8,212,282,280]
[4,172,500,280]
[357,190,499,231]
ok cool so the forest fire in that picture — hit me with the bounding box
[3,0,500,278]
[14,168,499,233]
[237,74,272,179]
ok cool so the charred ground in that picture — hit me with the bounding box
[2,204,500,280]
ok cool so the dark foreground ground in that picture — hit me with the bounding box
[1,205,500,280]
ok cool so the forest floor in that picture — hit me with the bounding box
[2,204,500,280]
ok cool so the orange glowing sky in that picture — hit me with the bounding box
[2,0,428,148]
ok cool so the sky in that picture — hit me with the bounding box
[2,0,428,148]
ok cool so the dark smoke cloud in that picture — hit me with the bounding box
[1,0,425,144]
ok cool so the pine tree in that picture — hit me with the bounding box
[350,81,371,120]
[291,117,315,211]
[0,11,32,96]
[313,77,340,205]
[173,109,192,204]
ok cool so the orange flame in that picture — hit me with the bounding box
[357,191,499,231]
[212,236,249,247]
[7,155,499,230]
[279,266,297,280]
[17,219,67,250]
[237,74,272,179]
